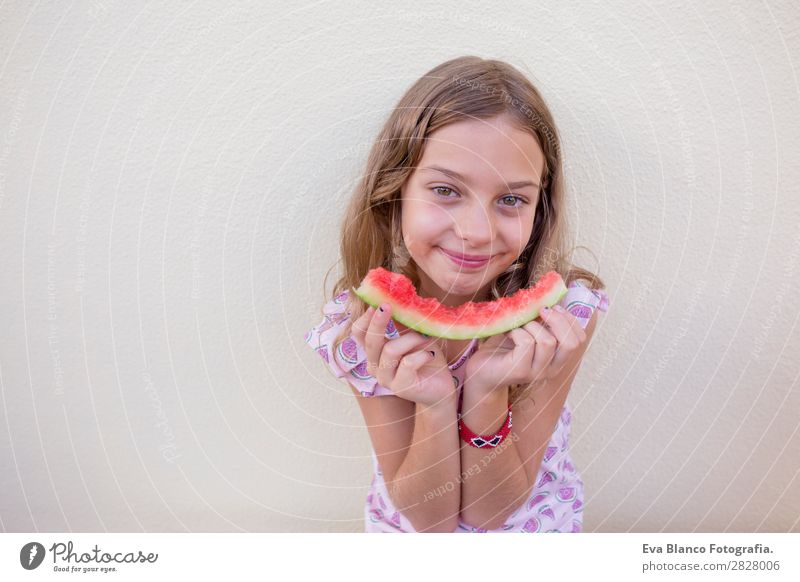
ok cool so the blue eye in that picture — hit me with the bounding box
[431,186,527,209]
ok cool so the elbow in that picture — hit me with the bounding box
[404,496,460,533]
[389,483,459,533]
[413,516,459,533]
[462,479,532,531]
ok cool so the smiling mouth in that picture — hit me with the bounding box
[439,247,493,269]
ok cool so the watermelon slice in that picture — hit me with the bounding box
[351,267,568,340]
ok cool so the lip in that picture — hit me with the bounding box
[439,247,493,269]
[440,248,494,261]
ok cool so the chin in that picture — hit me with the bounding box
[441,273,495,297]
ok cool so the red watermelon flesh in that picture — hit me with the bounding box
[351,267,568,340]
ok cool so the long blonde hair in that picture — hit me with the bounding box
[320,55,607,407]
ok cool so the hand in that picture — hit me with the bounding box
[349,303,457,408]
[464,305,589,398]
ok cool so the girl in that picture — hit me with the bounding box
[304,55,610,533]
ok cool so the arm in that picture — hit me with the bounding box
[459,310,600,530]
[458,386,530,530]
[387,395,462,533]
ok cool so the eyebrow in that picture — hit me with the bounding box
[421,165,540,190]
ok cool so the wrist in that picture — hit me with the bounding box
[462,370,503,400]
[463,380,508,406]
[459,384,509,435]
[417,394,458,419]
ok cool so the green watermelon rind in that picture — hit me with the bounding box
[351,269,569,340]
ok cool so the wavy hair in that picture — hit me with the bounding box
[320,55,607,407]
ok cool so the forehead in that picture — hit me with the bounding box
[418,115,545,183]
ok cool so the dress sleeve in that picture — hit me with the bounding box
[557,279,611,329]
[303,289,398,397]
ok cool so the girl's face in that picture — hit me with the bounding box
[400,114,545,307]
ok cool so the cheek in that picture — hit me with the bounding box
[403,205,452,249]
[510,220,535,253]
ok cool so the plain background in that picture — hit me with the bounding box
[0,0,798,532]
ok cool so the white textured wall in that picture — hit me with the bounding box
[1,0,798,533]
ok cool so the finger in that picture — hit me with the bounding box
[368,304,440,383]
[349,306,375,346]
[480,331,516,355]
[555,304,589,338]
[521,318,559,373]
[364,303,393,376]
[376,332,440,386]
[538,306,584,349]
[362,304,414,341]
[392,348,437,390]
[503,327,537,384]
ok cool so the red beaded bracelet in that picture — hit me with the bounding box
[457,404,513,448]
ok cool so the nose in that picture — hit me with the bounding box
[455,199,495,247]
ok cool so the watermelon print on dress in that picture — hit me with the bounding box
[305,278,610,532]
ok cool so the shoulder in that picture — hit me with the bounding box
[322,288,355,317]
[303,290,352,355]
[304,289,395,397]
[567,278,610,302]
[560,279,610,330]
